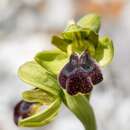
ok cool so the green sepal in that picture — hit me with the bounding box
[22,89,55,105]
[77,14,101,33]
[19,98,61,127]
[35,50,68,75]
[18,61,60,96]
[95,36,114,67]
[63,92,97,130]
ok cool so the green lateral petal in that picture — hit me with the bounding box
[22,89,55,105]
[88,30,98,46]
[35,50,68,75]
[62,29,98,55]
[19,98,61,127]
[77,14,101,33]
[62,29,98,44]
[71,40,95,56]
[96,36,114,67]
[51,36,69,52]
[63,23,98,43]
[18,61,60,96]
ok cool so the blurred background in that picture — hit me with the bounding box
[0,0,130,130]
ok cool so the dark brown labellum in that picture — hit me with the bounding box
[58,50,103,95]
[66,68,93,95]
[13,100,34,125]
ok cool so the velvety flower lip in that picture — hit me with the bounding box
[58,50,103,95]
[14,100,35,125]
[66,67,93,95]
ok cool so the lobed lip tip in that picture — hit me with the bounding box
[66,69,93,95]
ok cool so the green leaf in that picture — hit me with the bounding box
[51,36,69,52]
[22,89,55,105]
[18,61,60,96]
[77,14,101,33]
[19,98,61,127]
[96,36,114,67]
[63,92,97,130]
[35,50,68,75]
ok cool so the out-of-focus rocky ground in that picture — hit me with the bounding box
[0,0,130,130]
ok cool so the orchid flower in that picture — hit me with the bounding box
[14,14,114,130]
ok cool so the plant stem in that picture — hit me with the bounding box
[63,92,97,130]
